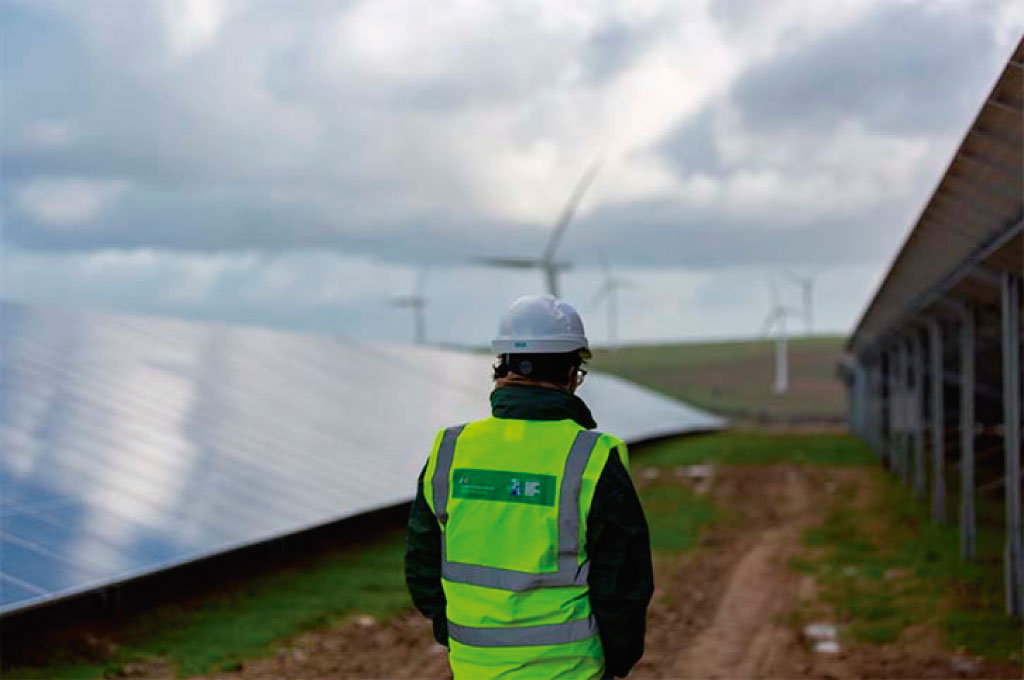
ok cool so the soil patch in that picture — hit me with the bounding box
[198,612,450,680]
[195,465,1020,679]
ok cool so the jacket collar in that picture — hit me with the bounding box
[490,384,597,430]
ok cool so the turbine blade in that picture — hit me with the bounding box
[542,158,604,264]
[544,265,560,297]
[589,281,612,308]
[475,256,543,270]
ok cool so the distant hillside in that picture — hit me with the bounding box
[590,336,848,424]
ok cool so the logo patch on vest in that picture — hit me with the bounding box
[452,468,556,506]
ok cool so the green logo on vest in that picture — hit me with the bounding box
[452,468,556,506]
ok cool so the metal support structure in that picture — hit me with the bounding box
[966,266,1004,288]
[893,341,905,483]
[905,337,921,485]
[865,357,880,454]
[886,347,898,472]
[888,346,897,473]
[873,359,885,455]
[851,359,868,440]
[913,332,927,501]
[929,320,946,523]
[853,218,1022,355]
[901,338,913,487]
[1001,272,1022,617]
[959,306,976,561]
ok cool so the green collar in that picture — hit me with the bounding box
[490,384,597,430]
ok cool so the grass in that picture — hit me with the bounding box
[639,482,718,553]
[797,469,1022,664]
[634,431,877,467]
[6,529,412,679]
[591,336,847,421]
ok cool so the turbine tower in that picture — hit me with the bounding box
[390,268,429,345]
[590,252,633,349]
[783,271,818,336]
[477,159,603,297]
[761,279,799,395]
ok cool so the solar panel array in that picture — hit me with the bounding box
[0,302,724,616]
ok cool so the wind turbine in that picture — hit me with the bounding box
[589,252,633,349]
[477,159,604,297]
[390,268,429,345]
[761,279,800,395]
[783,271,818,336]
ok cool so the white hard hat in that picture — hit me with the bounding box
[492,295,591,358]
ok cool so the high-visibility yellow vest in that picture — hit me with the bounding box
[423,416,628,680]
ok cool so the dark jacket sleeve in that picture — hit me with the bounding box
[404,465,448,645]
[586,448,654,678]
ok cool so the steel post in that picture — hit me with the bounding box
[852,358,867,438]
[960,306,976,561]
[874,359,884,455]
[1001,273,1022,617]
[887,347,897,473]
[913,332,927,501]
[867,358,879,454]
[929,320,946,523]
[894,342,905,482]
[901,338,913,486]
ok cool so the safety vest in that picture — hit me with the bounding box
[423,416,627,680]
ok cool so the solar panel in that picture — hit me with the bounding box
[0,302,724,615]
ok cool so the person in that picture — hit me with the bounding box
[405,294,653,679]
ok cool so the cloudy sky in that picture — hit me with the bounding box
[3,0,1022,347]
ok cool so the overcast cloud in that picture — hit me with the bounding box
[2,0,1022,345]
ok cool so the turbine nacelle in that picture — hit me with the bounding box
[389,269,429,345]
[477,159,603,297]
[474,257,572,272]
[390,295,426,309]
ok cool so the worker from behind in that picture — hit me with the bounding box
[405,294,654,679]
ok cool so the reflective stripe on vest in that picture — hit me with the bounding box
[432,424,466,524]
[447,615,598,648]
[432,427,601,591]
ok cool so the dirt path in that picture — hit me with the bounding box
[670,469,818,678]
[630,464,833,679]
[634,464,1018,680]
[195,465,1018,680]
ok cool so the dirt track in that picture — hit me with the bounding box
[198,465,1018,679]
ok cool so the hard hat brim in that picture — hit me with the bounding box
[492,337,591,359]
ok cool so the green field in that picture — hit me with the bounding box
[591,335,848,422]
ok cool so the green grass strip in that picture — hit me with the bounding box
[635,431,877,467]
[800,471,1021,663]
[8,530,412,679]
[639,482,718,553]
